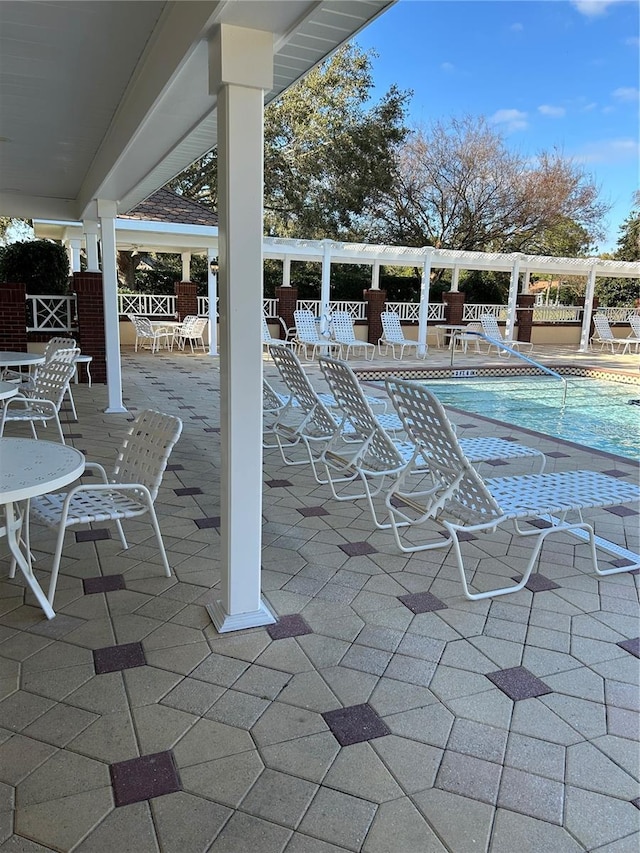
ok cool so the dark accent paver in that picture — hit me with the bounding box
[545,451,571,459]
[527,518,553,529]
[166,464,185,471]
[617,637,639,658]
[75,529,111,542]
[110,750,182,806]
[297,506,329,517]
[94,642,147,674]
[511,573,561,593]
[486,666,552,701]
[174,487,203,496]
[397,591,448,614]
[339,541,378,557]
[601,469,632,478]
[267,614,313,640]
[265,479,293,488]
[83,575,126,594]
[322,703,391,746]
[605,505,638,517]
[194,516,220,529]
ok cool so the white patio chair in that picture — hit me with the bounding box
[316,357,546,530]
[627,315,640,353]
[331,311,375,361]
[127,315,172,353]
[29,409,183,606]
[5,338,82,420]
[173,315,208,353]
[262,316,296,353]
[0,360,77,443]
[453,322,484,353]
[378,312,427,359]
[383,377,640,599]
[590,314,637,353]
[480,314,533,357]
[293,310,340,361]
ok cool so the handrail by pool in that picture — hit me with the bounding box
[455,331,568,405]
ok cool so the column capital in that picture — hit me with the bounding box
[209,24,273,93]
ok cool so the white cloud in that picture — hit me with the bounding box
[440,62,455,73]
[538,104,566,118]
[624,36,640,47]
[572,0,624,17]
[612,86,639,101]
[510,22,523,32]
[489,109,528,132]
[574,137,639,164]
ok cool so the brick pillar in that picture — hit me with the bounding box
[0,282,27,351]
[72,272,106,383]
[516,293,535,342]
[364,289,387,345]
[276,285,298,339]
[442,290,465,324]
[174,281,198,321]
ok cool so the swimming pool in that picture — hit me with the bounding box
[416,376,640,460]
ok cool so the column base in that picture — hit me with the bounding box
[206,597,277,633]
[104,405,128,414]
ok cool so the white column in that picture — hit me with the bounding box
[320,239,332,334]
[69,239,82,272]
[97,200,126,414]
[282,256,291,287]
[371,260,381,290]
[450,265,460,293]
[84,222,100,271]
[181,252,191,282]
[505,256,521,340]
[522,270,531,295]
[417,249,433,356]
[579,265,598,352]
[208,251,218,356]
[206,24,275,632]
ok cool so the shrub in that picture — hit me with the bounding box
[0,240,69,294]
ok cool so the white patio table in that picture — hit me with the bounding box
[0,381,20,402]
[0,351,45,382]
[0,438,85,619]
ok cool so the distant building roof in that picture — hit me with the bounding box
[120,187,218,227]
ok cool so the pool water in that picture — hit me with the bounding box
[417,376,640,460]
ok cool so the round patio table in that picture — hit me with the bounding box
[0,438,85,619]
[0,381,19,401]
[0,351,45,382]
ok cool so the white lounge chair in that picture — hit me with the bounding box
[0,360,77,443]
[383,377,640,599]
[331,311,375,361]
[128,315,173,353]
[592,314,640,354]
[316,357,546,530]
[378,312,427,359]
[293,310,339,361]
[626,315,640,353]
[480,314,533,357]
[29,409,183,606]
[262,316,296,353]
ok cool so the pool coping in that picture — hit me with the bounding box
[356,364,640,468]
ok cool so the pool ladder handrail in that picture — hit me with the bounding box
[454,331,568,405]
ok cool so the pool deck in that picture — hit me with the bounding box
[0,343,638,853]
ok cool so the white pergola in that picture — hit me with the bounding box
[0,0,396,633]
[34,219,640,358]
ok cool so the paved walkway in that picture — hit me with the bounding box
[0,345,638,852]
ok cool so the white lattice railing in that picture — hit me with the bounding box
[597,306,638,323]
[462,304,506,321]
[295,300,366,320]
[385,302,445,322]
[263,298,278,317]
[26,295,78,333]
[530,306,581,322]
[118,294,176,316]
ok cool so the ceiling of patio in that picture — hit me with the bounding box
[0,0,393,222]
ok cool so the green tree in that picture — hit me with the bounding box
[370,116,609,256]
[169,44,410,241]
[596,195,640,305]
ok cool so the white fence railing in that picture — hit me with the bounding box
[118,294,177,316]
[263,298,278,317]
[597,306,638,323]
[462,304,506,321]
[385,302,445,322]
[26,295,78,333]
[295,300,367,320]
[531,306,581,322]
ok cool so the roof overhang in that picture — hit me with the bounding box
[0,1,395,223]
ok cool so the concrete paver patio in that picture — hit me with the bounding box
[0,344,638,852]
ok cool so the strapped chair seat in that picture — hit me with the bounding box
[0,360,77,443]
[28,409,183,606]
[262,316,296,353]
[384,377,640,600]
[173,315,208,353]
[331,311,375,361]
[293,310,340,361]
[128,315,173,353]
[378,311,427,359]
[480,314,533,358]
[316,357,547,530]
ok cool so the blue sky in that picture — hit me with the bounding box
[355,0,639,253]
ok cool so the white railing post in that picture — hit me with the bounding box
[417,248,433,357]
